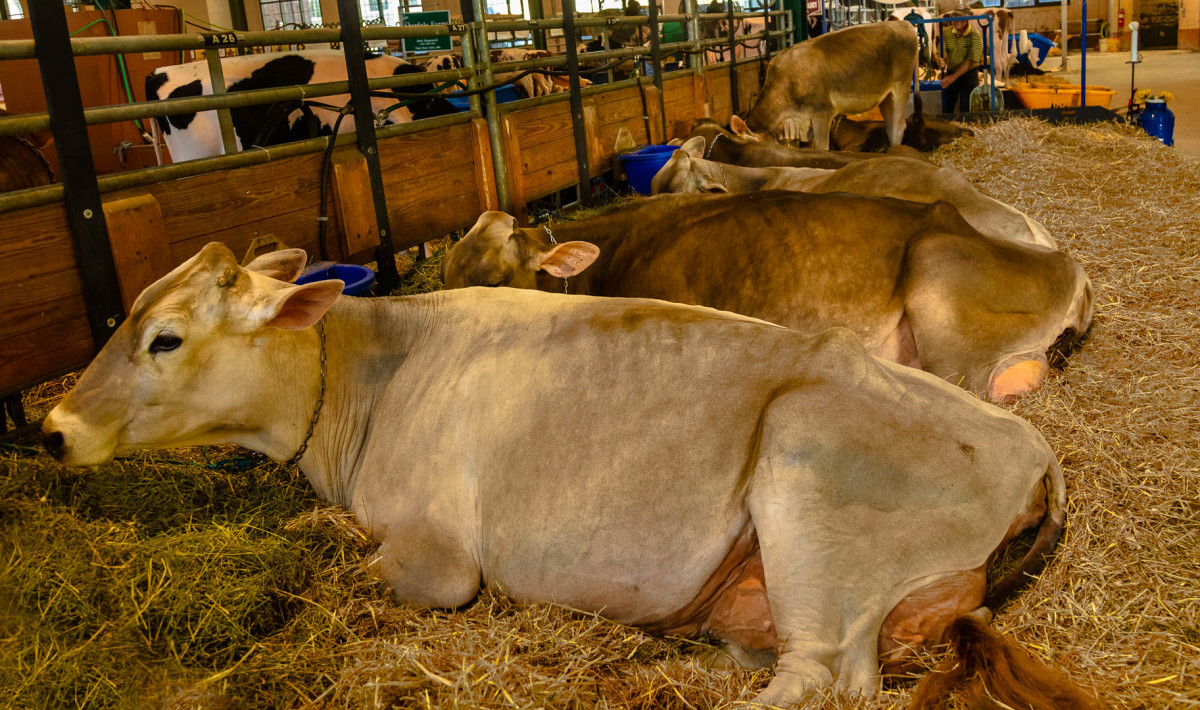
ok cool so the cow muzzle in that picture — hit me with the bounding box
[41,407,118,467]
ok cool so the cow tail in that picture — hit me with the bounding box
[984,459,1066,609]
[908,614,1099,710]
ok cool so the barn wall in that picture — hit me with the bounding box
[1181,0,1198,48]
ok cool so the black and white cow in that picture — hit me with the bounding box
[145,49,460,163]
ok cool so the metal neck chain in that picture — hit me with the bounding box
[286,319,327,467]
[543,225,568,294]
[717,162,727,190]
[705,132,721,158]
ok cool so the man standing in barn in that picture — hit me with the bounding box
[937,8,983,113]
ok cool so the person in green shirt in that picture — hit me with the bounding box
[661,2,688,65]
[937,8,983,113]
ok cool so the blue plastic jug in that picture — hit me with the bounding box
[1139,99,1175,147]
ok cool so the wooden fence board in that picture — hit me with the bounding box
[5,271,85,342]
[0,317,93,397]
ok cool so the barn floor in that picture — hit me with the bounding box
[1,118,1198,709]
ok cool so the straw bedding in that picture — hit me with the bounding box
[2,117,1197,709]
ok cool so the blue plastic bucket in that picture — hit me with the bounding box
[620,144,680,195]
[446,84,520,110]
[296,263,376,296]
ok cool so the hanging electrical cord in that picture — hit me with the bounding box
[69,17,144,133]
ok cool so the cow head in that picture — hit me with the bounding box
[42,243,343,467]
[650,137,728,195]
[441,212,599,290]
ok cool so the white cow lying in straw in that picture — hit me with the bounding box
[652,137,1057,249]
[42,243,1096,708]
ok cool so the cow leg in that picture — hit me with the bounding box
[810,112,833,151]
[375,532,481,609]
[743,387,888,704]
[879,89,906,148]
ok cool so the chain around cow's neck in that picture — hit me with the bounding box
[705,133,721,158]
[543,225,568,294]
[286,319,327,467]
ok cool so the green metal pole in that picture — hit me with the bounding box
[228,0,249,31]
[528,0,546,51]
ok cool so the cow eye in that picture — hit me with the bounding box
[149,333,183,354]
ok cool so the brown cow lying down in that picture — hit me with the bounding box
[831,112,975,153]
[652,137,1056,249]
[742,22,919,149]
[43,243,1097,709]
[687,118,899,169]
[442,194,1093,403]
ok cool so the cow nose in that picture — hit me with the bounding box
[43,430,65,460]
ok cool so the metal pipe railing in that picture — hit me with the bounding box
[0,7,790,210]
[0,66,479,137]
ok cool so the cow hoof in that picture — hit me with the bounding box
[989,358,1048,404]
[750,662,833,707]
[721,641,778,670]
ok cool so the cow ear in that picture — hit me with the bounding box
[243,280,344,331]
[535,241,600,278]
[681,135,706,160]
[244,248,309,283]
[729,114,755,138]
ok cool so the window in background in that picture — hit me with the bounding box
[361,0,420,24]
[981,0,1060,7]
[260,0,323,28]
[2,0,24,20]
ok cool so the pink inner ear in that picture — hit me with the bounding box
[268,281,344,329]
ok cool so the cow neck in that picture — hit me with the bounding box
[276,296,422,508]
[706,160,772,193]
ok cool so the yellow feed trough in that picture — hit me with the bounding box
[1010,83,1117,109]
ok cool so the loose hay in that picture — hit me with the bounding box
[2,118,1198,708]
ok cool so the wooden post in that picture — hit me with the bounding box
[101,194,173,312]
[470,118,500,212]
[329,148,377,259]
[501,115,529,224]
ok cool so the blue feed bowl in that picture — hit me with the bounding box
[296,263,376,296]
[620,144,680,195]
[446,84,520,110]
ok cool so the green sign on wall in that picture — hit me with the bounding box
[402,10,452,53]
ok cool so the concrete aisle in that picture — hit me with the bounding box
[1049,48,1200,156]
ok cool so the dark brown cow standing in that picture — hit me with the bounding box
[442,193,1093,403]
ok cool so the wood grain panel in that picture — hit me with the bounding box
[152,154,328,242]
[3,270,86,342]
[170,206,335,265]
[0,204,75,282]
[0,316,94,399]
[508,105,576,149]
[523,158,580,200]
[520,133,579,177]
